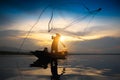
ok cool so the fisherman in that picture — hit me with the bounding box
[30,47,50,69]
[51,33,60,53]
[50,33,65,79]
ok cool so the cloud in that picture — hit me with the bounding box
[69,37,120,53]
[0,29,120,53]
[0,30,51,51]
[0,30,23,37]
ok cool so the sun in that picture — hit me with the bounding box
[60,36,65,42]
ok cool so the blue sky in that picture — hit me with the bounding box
[0,0,120,53]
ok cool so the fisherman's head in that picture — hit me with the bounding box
[44,47,48,52]
[51,33,61,39]
[56,33,61,37]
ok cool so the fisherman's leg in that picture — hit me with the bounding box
[54,59,58,75]
[50,58,54,76]
[51,59,60,78]
[50,58,58,76]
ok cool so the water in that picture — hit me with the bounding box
[0,55,120,80]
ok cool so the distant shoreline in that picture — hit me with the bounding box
[0,51,120,55]
[0,51,32,55]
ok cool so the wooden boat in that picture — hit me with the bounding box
[30,50,68,68]
[31,50,68,59]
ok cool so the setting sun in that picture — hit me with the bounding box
[60,36,65,42]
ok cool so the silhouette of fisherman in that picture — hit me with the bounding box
[51,33,61,53]
[30,33,66,79]
[30,47,50,69]
[50,33,65,80]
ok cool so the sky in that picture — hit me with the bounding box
[0,0,120,53]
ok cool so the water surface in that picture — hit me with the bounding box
[0,55,120,80]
